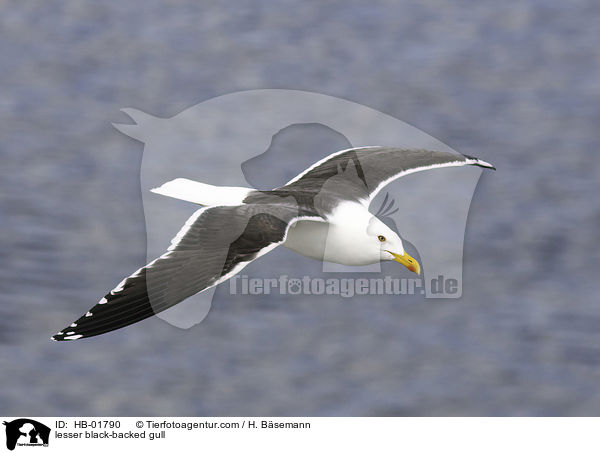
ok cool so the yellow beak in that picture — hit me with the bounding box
[389,251,421,275]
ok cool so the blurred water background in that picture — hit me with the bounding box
[1,0,599,415]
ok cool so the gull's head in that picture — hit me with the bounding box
[366,216,420,274]
[326,202,420,273]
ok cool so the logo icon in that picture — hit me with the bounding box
[2,419,50,450]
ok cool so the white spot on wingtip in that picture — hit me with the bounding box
[112,277,128,293]
[99,297,108,305]
[70,323,77,327]
[86,311,93,317]
[65,334,83,340]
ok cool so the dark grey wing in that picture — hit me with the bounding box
[52,203,300,341]
[279,147,495,206]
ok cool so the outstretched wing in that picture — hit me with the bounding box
[52,203,304,341]
[280,147,495,205]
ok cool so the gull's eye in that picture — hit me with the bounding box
[378,235,386,242]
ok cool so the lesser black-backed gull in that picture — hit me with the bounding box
[52,147,494,341]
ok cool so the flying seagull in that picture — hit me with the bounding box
[52,147,494,341]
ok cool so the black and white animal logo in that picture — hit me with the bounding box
[2,419,50,450]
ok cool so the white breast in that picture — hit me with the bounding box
[283,201,382,266]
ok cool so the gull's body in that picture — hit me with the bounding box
[283,201,404,266]
[53,147,494,341]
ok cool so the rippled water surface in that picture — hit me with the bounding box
[1,0,599,415]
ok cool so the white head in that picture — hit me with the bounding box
[326,202,420,273]
[366,216,420,274]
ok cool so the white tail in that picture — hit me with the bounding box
[151,178,252,206]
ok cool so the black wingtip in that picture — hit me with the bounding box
[476,162,496,171]
[51,331,84,342]
[462,154,496,171]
